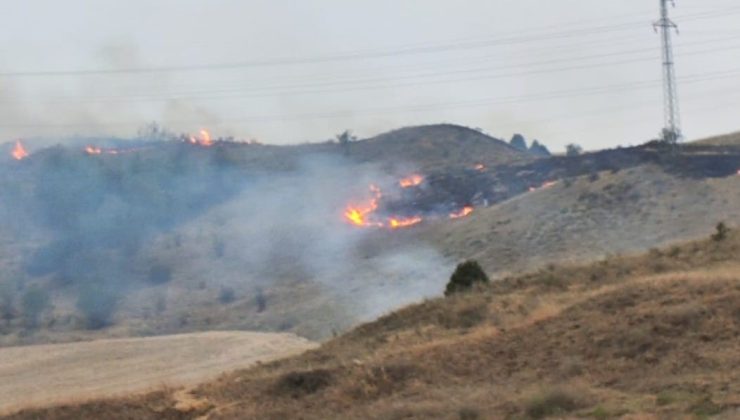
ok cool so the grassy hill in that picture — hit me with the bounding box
[417,163,740,275]
[9,227,739,419]
[2,126,740,347]
[692,131,740,146]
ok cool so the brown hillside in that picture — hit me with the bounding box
[693,131,740,146]
[9,228,740,419]
[348,124,532,171]
[417,163,740,275]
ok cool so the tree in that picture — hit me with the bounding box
[529,140,551,157]
[21,286,50,327]
[566,143,583,157]
[509,134,528,152]
[76,283,118,330]
[445,260,490,296]
[712,222,729,242]
[336,130,357,156]
[0,283,16,326]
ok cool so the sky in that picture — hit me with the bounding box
[1,0,739,152]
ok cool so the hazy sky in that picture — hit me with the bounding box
[1,0,739,151]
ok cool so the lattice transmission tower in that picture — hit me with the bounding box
[654,0,682,143]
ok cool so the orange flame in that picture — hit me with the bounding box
[199,129,213,146]
[343,184,423,229]
[389,216,423,229]
[11,140,29,160]
[399,174,424,188]
[529,180,558,192]
[474,164,486,171]
[85,146,103,155]
[344,184,382,228]
[450,206,474,219]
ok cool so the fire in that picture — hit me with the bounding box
[11,140,29,160]
[450,206,474,219]
[199,129,213,146]
[529,180,558,192]
[399,174,424,188]
[343,184,423,229]
[474,164,486,171]
[85,146,103,155]
[343,184,383,228]
[389,216,423,229]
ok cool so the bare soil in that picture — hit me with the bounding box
[0,331,315,415]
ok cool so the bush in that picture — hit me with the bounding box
[76,283,118,329]
[711,222,729,242]
[566,143,583,156]
[147,263,172,285]
[255,287,267,312]
[0,283,16,325]
[218,287,236,304]
[525,389,583,419]
[445,260,489,296]
[21,286,50,327]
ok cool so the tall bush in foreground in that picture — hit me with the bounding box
[445,260,489,296]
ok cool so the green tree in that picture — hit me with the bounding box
[565,143,583,157]
[529,140,551,157]
[21,286,50,327]
[712,222,730,242]
[76,283,118,330]
[336,130,357,156]
[509,134,528,152]
[445,260,490,296]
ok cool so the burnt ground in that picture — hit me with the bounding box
[382,142,740,218]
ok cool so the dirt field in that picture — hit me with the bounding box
[0,331,316,415]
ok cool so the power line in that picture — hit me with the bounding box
[2,6,739,78]
[7,36,740,106]
[2,68,737,130]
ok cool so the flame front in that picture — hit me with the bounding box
[11,141,29,160]
[450,206,474,219]
[85,146,103,155]
[389,216,423,229]
[344,184,382,227]
[399,174,424,188]
[343,184,423,229]
[199,129,213,147]
[529,180,558,192]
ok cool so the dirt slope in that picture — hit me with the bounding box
[0,331,315,415]
[9,229,739,419]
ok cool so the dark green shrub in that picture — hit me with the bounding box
[255,287,267,312]
[76,283,118,329]
[445,260,489,296]
[525,389,582,419]
[147,263,172,285]
[218,287,236,304]
[712,222,729,242]
[21,286,50,327]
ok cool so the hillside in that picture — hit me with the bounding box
[418,163,740,275]
[347,124,532,171]
[2,127,740,347]
[692,131,740,146]
[9,227,739,419]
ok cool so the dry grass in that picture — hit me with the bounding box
[9,229,740,419]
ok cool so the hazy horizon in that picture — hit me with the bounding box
[2,0,739,151]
